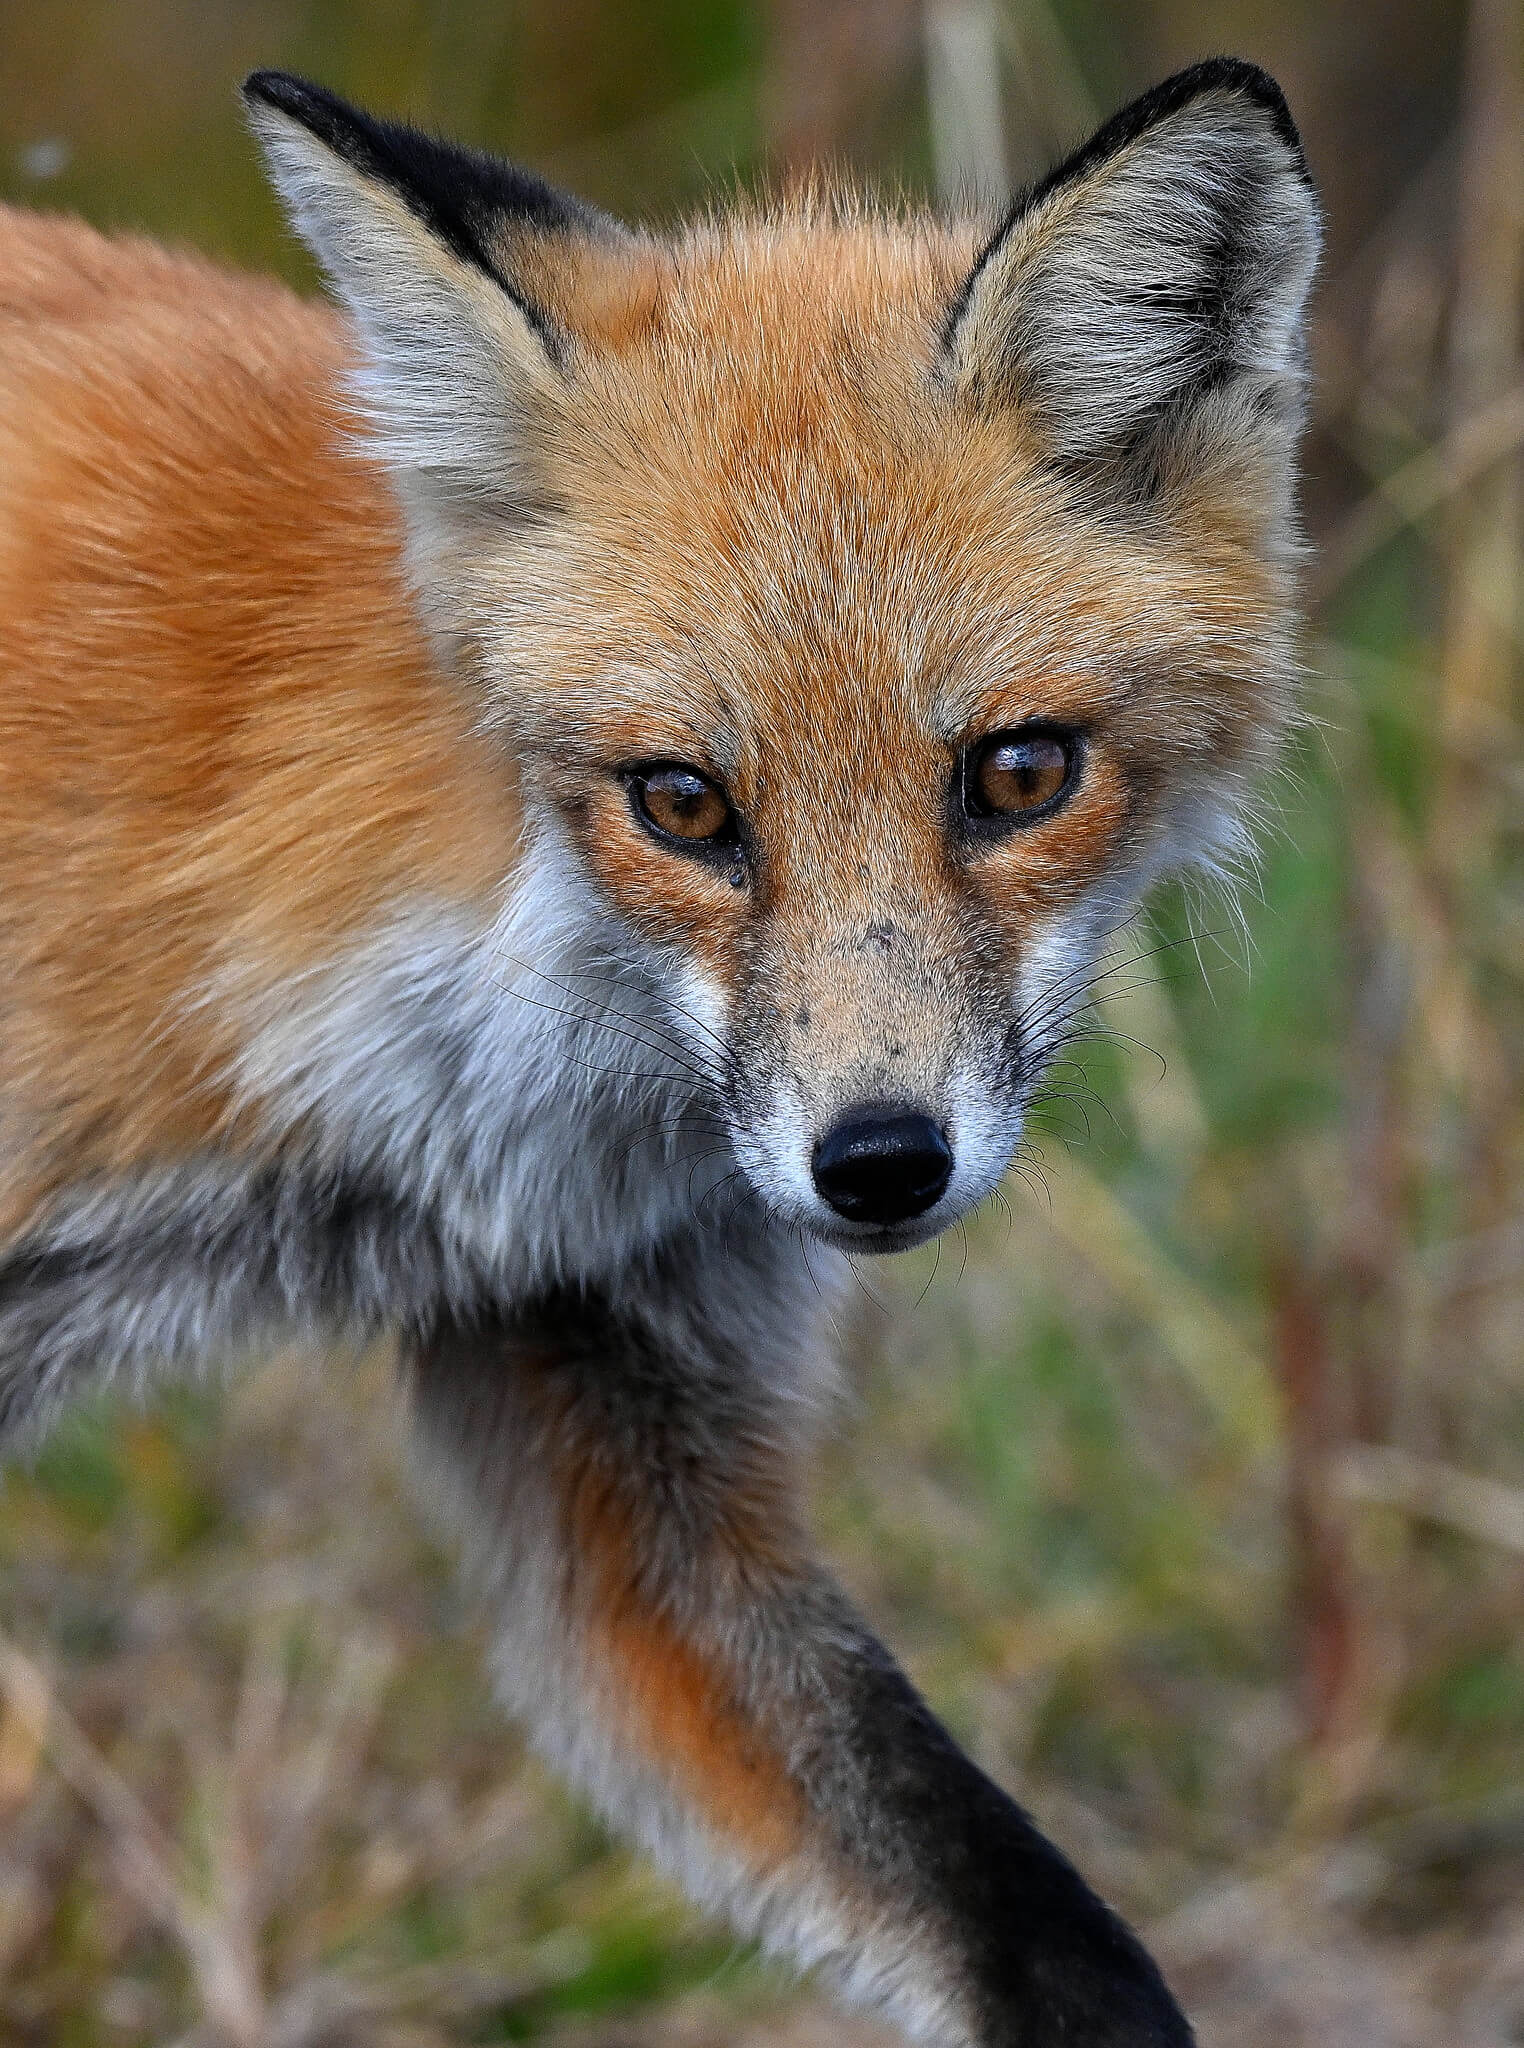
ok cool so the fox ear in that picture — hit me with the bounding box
[941,59,1319,520]
[243,72,619,538]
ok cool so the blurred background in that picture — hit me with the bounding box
[2,2,1522,2043]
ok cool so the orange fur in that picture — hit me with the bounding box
[592,1610,804,1865]
[0,206,515,1235]
[489,1343,810,1871]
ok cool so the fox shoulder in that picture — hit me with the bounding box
[0,202,515,1234]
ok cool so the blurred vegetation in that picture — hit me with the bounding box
[2,2,1523,2043]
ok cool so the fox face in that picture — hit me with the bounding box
[247,66,1318,1254]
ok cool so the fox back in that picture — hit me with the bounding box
[0,61,1317,2048]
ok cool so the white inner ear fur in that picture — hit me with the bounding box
[946,92,1320,479]
[247,108,561,547]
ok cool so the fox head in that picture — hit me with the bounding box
[246,61,1318,1253]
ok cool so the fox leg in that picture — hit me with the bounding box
[406,1223,1191,2048]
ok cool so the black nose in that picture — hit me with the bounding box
[811,1106,954,1225]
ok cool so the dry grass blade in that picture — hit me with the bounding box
[0,1630,268,2045]
[1335,1444,1524,1554]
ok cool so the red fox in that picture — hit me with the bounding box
[0,57,1318,2045]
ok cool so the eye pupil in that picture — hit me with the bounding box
[967,730,1075,822]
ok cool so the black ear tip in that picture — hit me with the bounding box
[1169,56,1307,168]
[241,70,386,171]
[1181,55,1290,107]
[242,69,306,113]
[996,53,1312,233]
[241,69,350,135]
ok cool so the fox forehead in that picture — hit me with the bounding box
[479,213,1288,782]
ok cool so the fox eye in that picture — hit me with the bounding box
[962,727,1079,825]
[627,763,735,846]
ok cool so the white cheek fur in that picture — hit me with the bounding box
[224,818,734,1292]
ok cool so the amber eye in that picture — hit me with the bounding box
[963,728,1078,825]
[628,763,734,845]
